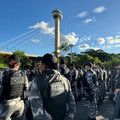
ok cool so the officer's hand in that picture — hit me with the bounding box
[114,89,120,95]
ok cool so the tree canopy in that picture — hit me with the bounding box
[60,48,120,69]
[0,49,120,70]
[13,50,33,69]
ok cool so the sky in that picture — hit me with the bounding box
[0,0,120,55]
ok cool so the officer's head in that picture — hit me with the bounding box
[117,63,120,69]
[96,63,101,68]
[35,57,42,71]
[9,55,20,69]
[118,63,120,69]
[40,53,57,73]
[84,62,92,71]
[69,63,75,70]
[60,58,65,65]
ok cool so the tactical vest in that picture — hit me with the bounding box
[37,72,67,120]
[0,70,25,100]
[83,70,96,91]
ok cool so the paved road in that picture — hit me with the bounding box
[74,97,114,120]
[28,82,120,120]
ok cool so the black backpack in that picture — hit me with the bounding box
[36,73,68,120]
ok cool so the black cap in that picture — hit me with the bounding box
[9,55,20,63]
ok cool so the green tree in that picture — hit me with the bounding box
[82,49,112,62]
[0,56,8,68]
[60,43,74,55]
[13,50,33,69]
[72,54,94,66]
[103,57,120,69]
[93,57,101,63]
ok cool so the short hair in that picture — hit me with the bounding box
[84,62,92,68]
[96,63,102,67]
[41,53,57,69]
[9,55,20,63]
[69,63,75,67]
[60,59,65,64]
[36,56,42,62]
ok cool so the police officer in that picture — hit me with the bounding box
[99,66,107,102]
[59,58,70,79]
[27,53,76,120]
[114,63,120,94]
[76,67,84,101]
[82,62,98,120]
[101,66,108,88]
[34,57,43,75]
[68,63,78,101]
[110,63,120,120]
[109,66,117,102]
[96,63,105,105]
[0,55,28,120]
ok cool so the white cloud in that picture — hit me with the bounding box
[97,35,120,47]
[115,44,120,47]
[116,35,120,39]
[106,36,113,40]
[83,19,92,24]
[92,47,100,50]
[98,35,120,49]
[103,45,113,49]
[103,44,120,49]
[29,21,54,35]
[98,37,105,45]
[106,45,113,48]
[77,11,87,18]
[87,37,91,40]
[32,39,40,44]
[79,44,100,51]
[83,17,96,24]
[61,32,79,45]
[79,44,90,50]
[94,6,106,13]
[107,36,120,44]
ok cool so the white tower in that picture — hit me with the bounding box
[52,9,63,58]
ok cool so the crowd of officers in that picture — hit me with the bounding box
[0,54,120,120]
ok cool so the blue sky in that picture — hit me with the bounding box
[0,0,120,55]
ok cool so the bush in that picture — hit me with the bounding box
[0,63,8,68]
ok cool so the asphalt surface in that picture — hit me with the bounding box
[74,97,115,120]
[28,81,117,120]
